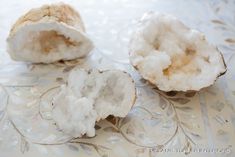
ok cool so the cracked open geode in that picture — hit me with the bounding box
[129,12,226,92]
[7,3,93,63]
[52,68,136,137]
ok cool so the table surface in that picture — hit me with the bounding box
[0,0,235,157]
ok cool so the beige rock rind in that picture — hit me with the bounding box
[9,3,85,36]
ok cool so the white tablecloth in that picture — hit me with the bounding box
[0,0,235,156]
